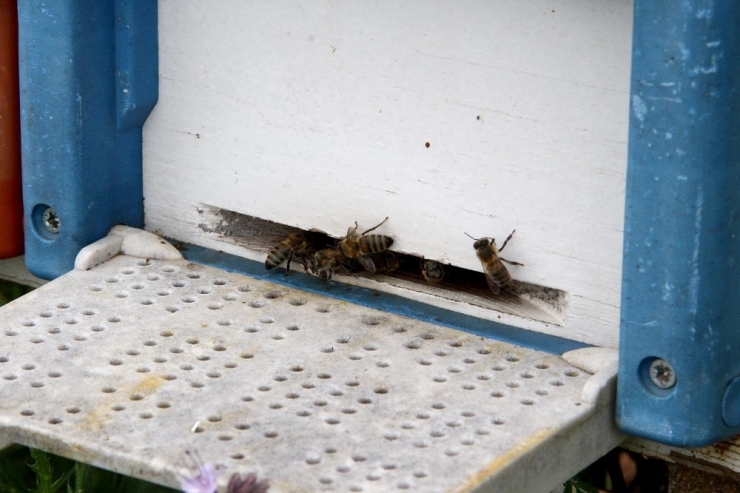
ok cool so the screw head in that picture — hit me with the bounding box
[649,359,676,389]
[42,207,61,234]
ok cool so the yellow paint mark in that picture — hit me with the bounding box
[77,375,165,433]
[131,374,165,396]
[77,406,112,434]
[452,428,555,492]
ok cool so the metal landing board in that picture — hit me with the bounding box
[0,255,620,493]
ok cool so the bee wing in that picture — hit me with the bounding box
[357,256,376,273]
[484,272,502,295]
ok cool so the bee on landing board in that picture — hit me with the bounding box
[337,217,394,273]
[421,257,445,283]
[310,248,345,281]
[265,233,309,275]
[466,230,524,295]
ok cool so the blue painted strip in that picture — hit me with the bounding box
[18,0,157,279]
[618,1,740,447]
[180,243,589,356]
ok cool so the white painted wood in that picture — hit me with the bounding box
[143,0,633,348]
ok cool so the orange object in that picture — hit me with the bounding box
[0,0,23,258]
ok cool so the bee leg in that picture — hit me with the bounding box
[284,251,294,275]
[498,230,517,253]
[361,216,389,235]
[500,258,524,267]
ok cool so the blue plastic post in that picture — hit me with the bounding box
[618,1,740,446]
[18,0,157,279]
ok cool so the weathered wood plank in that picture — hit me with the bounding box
[625,437,740,479]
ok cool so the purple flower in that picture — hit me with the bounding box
[181,451,223,493]
[226,472,270,493]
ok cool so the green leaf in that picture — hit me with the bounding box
[27,449,54,493]
[561,478,600,493]
[27,449,74,493]
[69,463,88,493]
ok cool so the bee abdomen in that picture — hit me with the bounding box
[265,247,288,269]
[488,262,512,286]
[359,235,393,255]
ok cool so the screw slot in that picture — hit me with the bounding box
[42,207,61,234]
[648,359,676,389]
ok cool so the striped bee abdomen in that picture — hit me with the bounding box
[358,235,393,255]
[265,246,288,269]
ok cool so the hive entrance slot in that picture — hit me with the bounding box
[198,207,568,326]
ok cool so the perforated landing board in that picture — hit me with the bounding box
[0,255,620,492]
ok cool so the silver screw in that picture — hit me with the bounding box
[649,359,676,389]
[42,207,61,234]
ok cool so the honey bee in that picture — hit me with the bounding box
[421,257,445,283]
[265,233,309,274]
[371,251,401,274]
[337,217,394,273]
[310,248,345,280]
[466,230,524,295]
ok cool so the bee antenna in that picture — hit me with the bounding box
[464,233,477,240]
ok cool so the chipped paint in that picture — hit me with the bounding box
[632,95,647,122]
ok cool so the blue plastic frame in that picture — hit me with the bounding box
[617,1,740,447]
[18,0,157,279]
